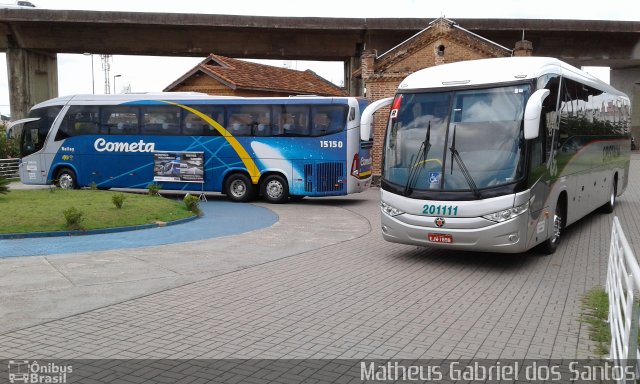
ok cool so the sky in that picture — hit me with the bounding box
[1,0,638,117]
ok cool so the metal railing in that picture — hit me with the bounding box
[0,158,19,179]
[606,216,640,383]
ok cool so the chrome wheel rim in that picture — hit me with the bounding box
[229,179,247,198]
[550,211,562,245]
[59,174,74,189]
[265,180,283,200]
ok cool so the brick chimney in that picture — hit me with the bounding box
[513,40,533,57]
[360,49,377,81]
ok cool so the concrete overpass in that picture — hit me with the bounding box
[1,9,640,124]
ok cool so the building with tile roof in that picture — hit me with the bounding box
[164,54,347,97]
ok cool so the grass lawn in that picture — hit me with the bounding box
[0,189,196,234]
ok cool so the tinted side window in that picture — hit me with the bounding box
[280,106,310,136]
[141,106,180,136]
[182,106,224,136]
[227,105,271,137]
[102,106,139,135]
[310,105,347,136]
[56,106,101,140]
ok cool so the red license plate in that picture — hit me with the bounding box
[428,233,453,243]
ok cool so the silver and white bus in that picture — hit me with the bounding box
[362,57,631,254]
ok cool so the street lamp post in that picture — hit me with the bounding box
[113,74,122,94]
[83,53,95,94]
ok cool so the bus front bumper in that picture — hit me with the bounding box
[381,210,530,254]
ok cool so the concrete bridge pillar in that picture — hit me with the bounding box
[6,47,58,119]
[345,57,364,97]
[345,42,365,97]
[610,67,640,141]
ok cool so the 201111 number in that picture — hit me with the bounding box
[422,204,458,216]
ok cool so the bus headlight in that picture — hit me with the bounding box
[381,201,405,217]
[482,202,529,222]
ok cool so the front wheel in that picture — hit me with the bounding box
[261,174,289,204]
[600,179,617,213]
[224,173,256,202]
[540,200,564,255]
[56,168,78,189]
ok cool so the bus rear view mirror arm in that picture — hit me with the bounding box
[361,97,393,141]
[523,89,550,140]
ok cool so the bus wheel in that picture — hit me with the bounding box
[56,168,78,189]
[261,174,289,204]
[224,173,256,202]
[600,179,617,213]
[541,200,564,255]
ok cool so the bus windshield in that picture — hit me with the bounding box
[18,106,63,157]
[383,84,530,195]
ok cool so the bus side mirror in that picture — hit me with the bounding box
[523,89,550,140]
[361,97,393,141]
[6,117,40,141]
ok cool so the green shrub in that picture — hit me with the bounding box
[0,126,19,159]
[89,181,98,190]
[148,183,162,196]
[63,206,84,230]
[112,193,126,209]
[0,175,9,195]
[183,194,201,215]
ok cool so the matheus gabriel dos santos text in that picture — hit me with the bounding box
[360,361,637,382]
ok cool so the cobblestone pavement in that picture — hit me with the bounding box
[1,155,640,366]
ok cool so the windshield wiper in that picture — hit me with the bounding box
[449,125,480,198]
[403,121,431,196]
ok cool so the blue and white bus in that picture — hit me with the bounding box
[362,57,631,254]
[8,93,373,203]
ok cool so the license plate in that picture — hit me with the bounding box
[428,233,453,243]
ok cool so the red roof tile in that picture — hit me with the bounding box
[165,54,347,96]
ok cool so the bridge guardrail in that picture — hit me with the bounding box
[0,158,19,179]
[606,216,640,383]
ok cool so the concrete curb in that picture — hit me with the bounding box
[0,214,199,240]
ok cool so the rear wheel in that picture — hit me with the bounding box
[541,200,564,255]
[224,173,256,202]
[56,168,78,189]
[261,174,289,204]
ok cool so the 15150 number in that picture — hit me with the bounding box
[320,140,343,148]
